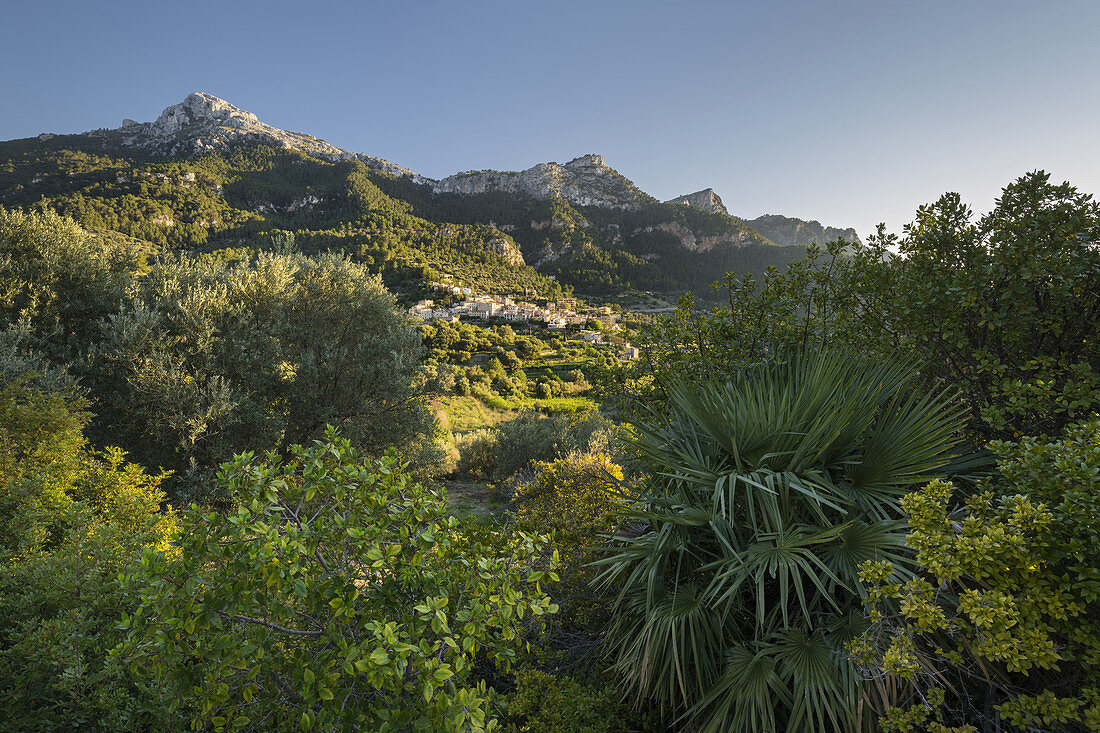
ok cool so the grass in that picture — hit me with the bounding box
[531,397,597,413]
[441,480,508,522]
[435,392,598,439]
[435,395,514,437]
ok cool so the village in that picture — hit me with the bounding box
[409,282,640,358]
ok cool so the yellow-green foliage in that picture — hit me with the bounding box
[502,669,647,733]
[0,207,143,361]
[876,688,977,733]
[454,410,615,482]
[0,378,176,731]
[513,453,623,626]
[853,419,1100,731]
[514,453,623,549]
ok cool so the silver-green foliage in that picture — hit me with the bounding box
[0,207,141,360]
[597,349,968,732]
[89,249,437,498]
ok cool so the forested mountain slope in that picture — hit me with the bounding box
[0,93,857,298]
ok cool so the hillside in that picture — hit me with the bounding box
[0,92,857,300]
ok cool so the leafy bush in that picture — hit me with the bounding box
[0,377,175,732]
[453,410,613,483]
[120,430,558,732]
[852,418,1100,731]
[88,249,438,499]
[514,453,623,551]
[513,453,624,626]
[889,171,1100,441]
[483,394,514,410]
[502,669,649,733]
[0,207,142,361]
[489,410,615,483]
[454,430,497,480]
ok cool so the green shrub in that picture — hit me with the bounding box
[0,207,142,362]
[455,430,497,480]
[88,249,439,499]
[502,669,648,733]
[484,394,514,410]
[514,453,624,625]
[120,429,558,732]
[0,377,176,732]
[489,410,615,483]
[853,418,1100,730]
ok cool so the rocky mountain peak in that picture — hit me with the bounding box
[109,91,350,159]
[99,93,423,179]
[432,154,654,210]
[746,214,861,247]
[149,92,261,135]
[565,153,606,169]
[666,188,729,216]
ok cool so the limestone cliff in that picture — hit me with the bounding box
[745,214,861,247]
[432,154,656,210]
[665,188,729,216]
[633,221,756,252]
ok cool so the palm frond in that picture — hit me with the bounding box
[599,346,979,730]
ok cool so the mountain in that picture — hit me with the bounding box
[108,92,422,179]
[0,92,857,300]
[113,92,352,159]
[665,188,728,216]
[745,214,861,247]
[433,154,655,210]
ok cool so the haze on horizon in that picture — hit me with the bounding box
[2,0,1097,240]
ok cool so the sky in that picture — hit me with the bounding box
[2,0,1098,238]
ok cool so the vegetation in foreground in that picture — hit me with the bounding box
[0,170,1098,731]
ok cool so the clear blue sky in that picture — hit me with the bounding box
[3,0,1097,238]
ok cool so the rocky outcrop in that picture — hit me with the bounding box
[109,93,349,158]
[635,221,756,252]
[432,154,656,210]
[487,236,524,265]
[354,154,427,182]
[666,188,729,216]
[104,93,426,182]
[745,214,861,247]
[287,194,323,212]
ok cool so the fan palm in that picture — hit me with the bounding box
[596,348,968,731]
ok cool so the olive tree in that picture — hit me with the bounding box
[89,250,439,499]
[0,207,142,361]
